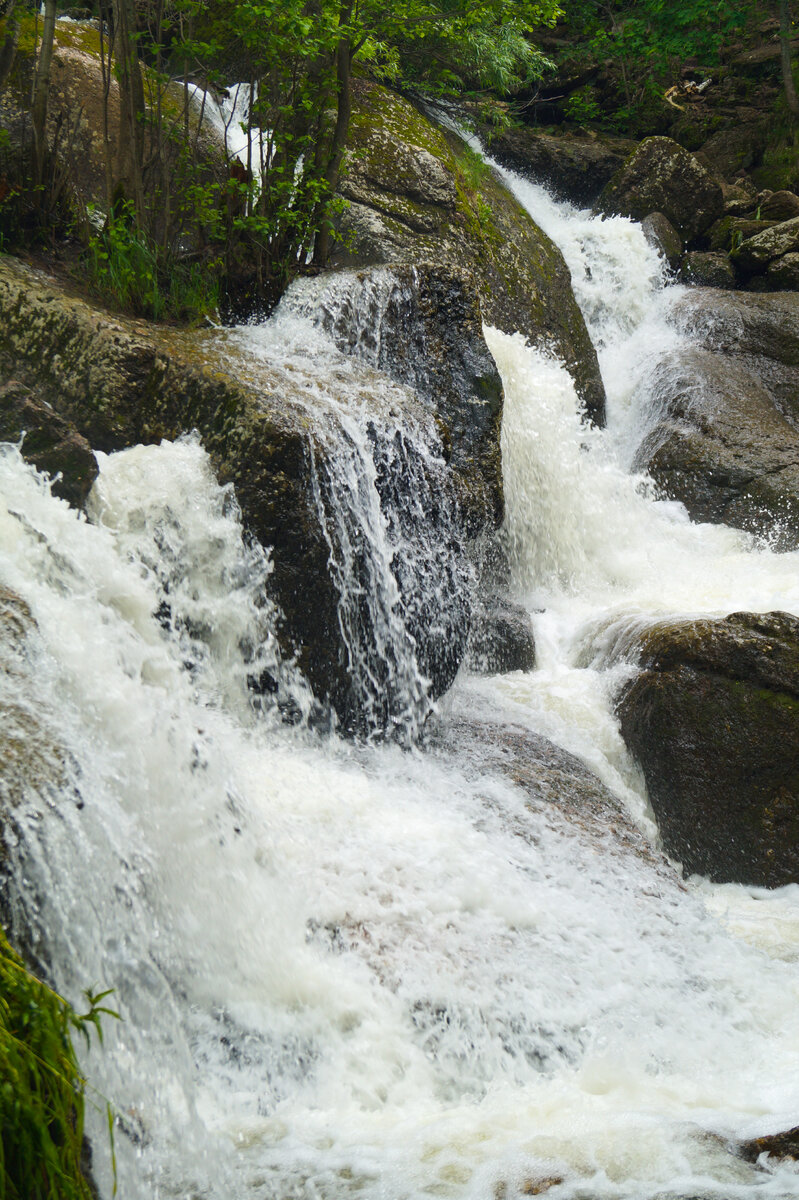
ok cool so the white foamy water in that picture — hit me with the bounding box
[2,130,799,1200]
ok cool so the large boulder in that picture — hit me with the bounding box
[480,125,636,207]
[677,252,736,289]
[635,289,799,545]
[616,611,799,886]
[636,347,799,546]
[0,255,497,732]
[599,136,724,242]
[331,80,606,425]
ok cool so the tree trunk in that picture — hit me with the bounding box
[779,0,799,124]
[31,0,57,189]
[0,0,19,95]
[113,0,146,224]
[312,34,352,267]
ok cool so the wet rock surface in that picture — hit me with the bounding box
[678,252,736,289]
[479,125,636,206]
[465,596,536,675]
[616,611,799,886]
[0,256,497,728]
[283,263,504,531]
[331,81,606,425]
[635,289,799,545]
[599,137,724,242]
[436,718,669,868]
[641,211,683,269]
[738,1125,799,1163]
[0,380,97,508]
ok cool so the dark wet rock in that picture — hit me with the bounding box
[0,256,490,728]
[599,137,724,242]
[730,215,799,275]
[758,190,799,222]
[641,212,682,269]
[283,263,504,532]
[465,596,536,675]
[738,1125,799,1162]
[616,611,799,886]
[481,125,635,207]
[0,380,97,508]
[696,122,769,182]
[331,80,606,425]
[636,345,799,546]
[763,251,799,291]
[707,216,776,252]
[678,252,736,289]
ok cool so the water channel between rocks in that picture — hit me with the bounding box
[2,136,799,1200]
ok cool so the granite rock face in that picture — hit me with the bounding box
[616,611,799,886]
[330,81,606,425]
[599,136,724,242]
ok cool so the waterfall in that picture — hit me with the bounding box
[3,133,799,1200]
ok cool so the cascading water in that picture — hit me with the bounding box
[4,126,799,1200]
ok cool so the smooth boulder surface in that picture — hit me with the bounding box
[616,611,799,886]
[480,125,636,207]
[465,596,536,675]
[331,80,606,425]
[641,211,683,269]
[0,256,498,728]
[635,289,799,545]
[599,136,724,242]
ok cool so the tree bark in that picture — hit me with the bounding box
[31,0,57,189]
[312,32,352,266]
[113,0,146,223]
[0,0,19,95]
[779,0,799,124]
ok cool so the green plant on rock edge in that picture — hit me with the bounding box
[0,924,118,1200]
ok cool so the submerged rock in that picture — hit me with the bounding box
[599,136,724,242]
[616,611,799,886]
[331,81,606,425]
[465,596,536,675]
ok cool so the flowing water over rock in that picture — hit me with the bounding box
[3,143,799,1200]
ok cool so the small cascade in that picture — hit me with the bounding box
[223,282,473,738]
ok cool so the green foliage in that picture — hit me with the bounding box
[86,205,220,323]
[0,926,117,1200]
[563,84,601,123]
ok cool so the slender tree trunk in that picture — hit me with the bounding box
[779,0,799,123]
[312,33,352,266]
[0,0,19,95]
[113,0,146,223]
[31,0,57,189]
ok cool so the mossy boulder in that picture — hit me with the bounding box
[677,251,736,289]
[331,81,606,425]
[599,136,724,243]
[616,611,799,886]
[730,215,799,279]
